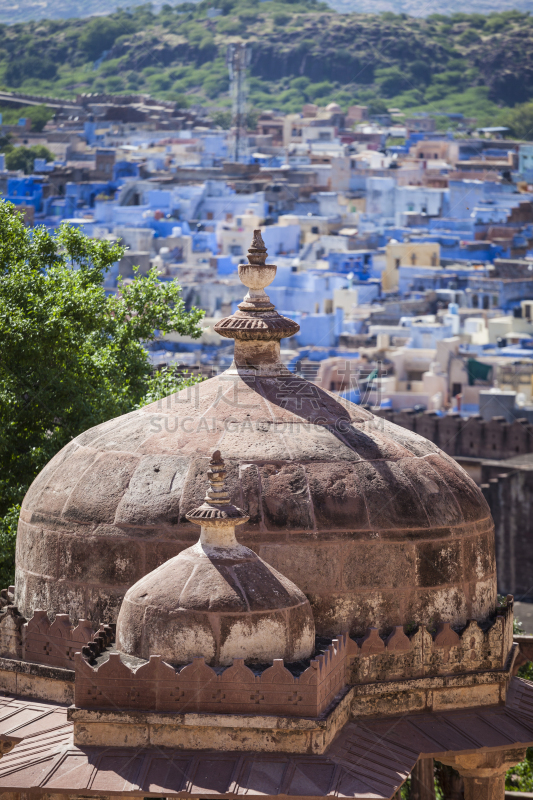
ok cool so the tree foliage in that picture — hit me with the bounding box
[0,104,54,133]
[78,16,135,60]
[0,201,204,537]
[499,101,533,140]
[0,5,530,122]
[3,144,54,174]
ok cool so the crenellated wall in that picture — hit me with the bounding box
[373,410,533,461]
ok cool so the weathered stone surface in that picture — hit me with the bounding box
[416,540,463,588]
[342,542,415,591]
[259,543,343,594]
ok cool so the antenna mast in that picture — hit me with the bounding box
[226,43,250,163]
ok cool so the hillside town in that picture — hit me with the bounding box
[4,88,533,601]
[3,92,533,408]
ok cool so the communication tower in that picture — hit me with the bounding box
[226,43,251,162]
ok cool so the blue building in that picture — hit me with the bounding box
[327,250,373,277]
[5,176,44,212]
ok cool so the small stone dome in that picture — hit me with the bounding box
[16,231,496,638]
[116,452,315,666]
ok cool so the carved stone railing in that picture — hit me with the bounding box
[0,590,515,713]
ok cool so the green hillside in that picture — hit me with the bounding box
[1,3,533,127]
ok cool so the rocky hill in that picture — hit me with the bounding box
[0,2,532,125]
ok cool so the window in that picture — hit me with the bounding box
[410,252,417,265]
[492,295,498,307]
[324,299,333,314]
[472,294,479,308]
[431,253,437,266]
[526,304,532,319]
[230,245,243,256]
[452,383,462,397]
[311,226,319,234]
[482,296,489,310]
[395,258,400,269]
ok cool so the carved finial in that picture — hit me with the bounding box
[248,229,267,266]
[212,229,300,365]
[205,451,230,506]
[186,452,249,532]
[237,230,277,309]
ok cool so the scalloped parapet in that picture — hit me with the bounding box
[23,611,96,670]
[74,635,353,717]
[74,606,515,717]
[348,603,515,684]
[0,601,111,670]
[0,606,26,660]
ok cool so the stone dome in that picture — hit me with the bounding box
[15,231,496,638]
[116,451,315,666]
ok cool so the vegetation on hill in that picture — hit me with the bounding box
[1,5,533,128]
[3,0,533,27]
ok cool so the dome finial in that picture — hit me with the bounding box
[205,450,230,506]
[248,229,267,266]
[237,229,277,312]
[186,451,249,533]
[213,230,300,351]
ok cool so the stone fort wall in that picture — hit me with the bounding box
[372,409,533,461]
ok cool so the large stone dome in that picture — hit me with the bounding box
[15,232,496,637]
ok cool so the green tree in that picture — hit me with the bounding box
[3,145,54,175]
[4,56,57,87]
[375,67,406,98]
[274,12,291,26]
[0,202,204,583]
[24,105,54,133]
[499,102,533,140]
[79,17,134,60]
[212,110,232,128]
[0,105,54,133]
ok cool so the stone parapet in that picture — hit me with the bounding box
[373,409,533,461]
[349,659,515,718]
[348,607,514,684]
[75,634,353,718]
[74,605,514,719]
[69,685,354,753]
[0,655,74,705]
[0,599,112,671]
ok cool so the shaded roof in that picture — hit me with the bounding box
[2,679,533,798]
